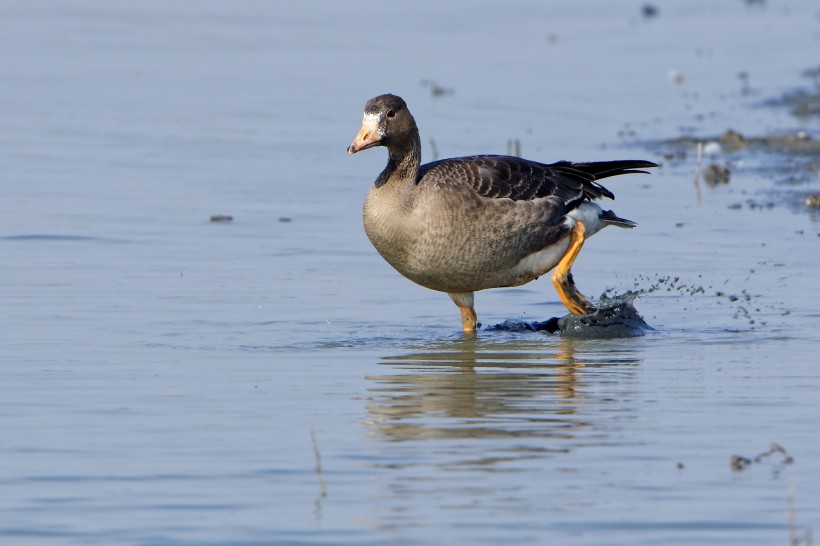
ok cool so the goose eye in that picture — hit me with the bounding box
[386,109,396,118]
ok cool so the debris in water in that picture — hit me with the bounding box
[731,442,793,472]
[641,4,659,19]
[702,141,722,156]
[668,69,684,86]
[768,86,820,118]
[655,129,820,157]
[704,163,731,186]
[420,79,453,98]
[718,129,748,152]
[731,455,753,471]
[737,71,752,96]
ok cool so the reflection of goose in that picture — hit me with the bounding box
[364,338,640,444]
[348,94,658,332]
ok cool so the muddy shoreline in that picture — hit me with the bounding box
[648,69,820,219]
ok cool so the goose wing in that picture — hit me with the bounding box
[418,155,656,209]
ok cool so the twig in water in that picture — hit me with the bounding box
[755,442,794,465]
[693,141,703,205]
[311,426,327,520]
[507,138,521,157]
[311,427,327,498]
[787,484,814,546]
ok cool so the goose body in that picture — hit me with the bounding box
[349,94,657,332]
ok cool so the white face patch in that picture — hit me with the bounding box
[363,112,381,124]
[362,112,384,137]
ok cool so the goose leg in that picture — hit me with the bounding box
[448,292,477,333]
[552,221,596,316]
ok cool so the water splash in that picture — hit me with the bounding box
[487,291,652,338]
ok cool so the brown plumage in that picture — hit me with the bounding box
[348,94,657,332]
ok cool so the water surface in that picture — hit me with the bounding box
[2,1,819,544]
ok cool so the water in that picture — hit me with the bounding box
[2,1,819,544]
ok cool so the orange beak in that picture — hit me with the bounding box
[347,118,381,154]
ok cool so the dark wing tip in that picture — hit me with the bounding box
[600,209,637,228]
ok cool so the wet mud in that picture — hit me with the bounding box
[652,64,820,219]
[487,292,652,338]
[652,127,820,216]
[657,129,820,159]
[765,64,820,119]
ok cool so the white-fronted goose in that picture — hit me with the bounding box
[348,94,657,333]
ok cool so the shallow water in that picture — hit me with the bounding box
[2,1,820,544]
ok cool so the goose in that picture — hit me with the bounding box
[348,94,657,333]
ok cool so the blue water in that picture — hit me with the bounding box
[2,1,819,544]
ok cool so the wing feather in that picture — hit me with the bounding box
[418,156,655,210]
